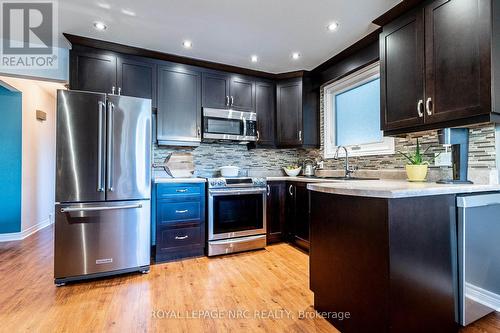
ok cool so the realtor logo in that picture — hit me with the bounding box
[1,0,58,69]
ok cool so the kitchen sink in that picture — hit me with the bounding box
[302,176,379,181]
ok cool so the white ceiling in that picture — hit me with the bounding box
[59,0,400,73]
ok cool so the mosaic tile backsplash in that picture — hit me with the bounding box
[154,84,497,178]
[153,143,300,177]
[153,123,497,178]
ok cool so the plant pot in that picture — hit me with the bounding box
[405,164,429,182]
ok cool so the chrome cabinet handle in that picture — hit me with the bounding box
[97,101,105,192]
[111,86,115,94]
[426,97,433,116]
[288,184,294,196]
[266,184,270,196]
[197,127,201,137]
[175,209,188,214]
[106,102,114,192]
[176,189,188,193]
[417,99,424,118]
[230,96,234,106]
[225,96,229,106]
[243,117,247,136]
[256,130,260,141]
[118,87,121,95]
[175,235,189,240]
[298,130,302,141]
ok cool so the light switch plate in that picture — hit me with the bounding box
[434,151,452,167]
[36,110,47,121]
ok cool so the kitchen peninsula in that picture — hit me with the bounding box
[308,180,500,333]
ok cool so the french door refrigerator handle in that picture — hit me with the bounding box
[97,101,105,192]
[61,203,143,213]
[107,102,114,192]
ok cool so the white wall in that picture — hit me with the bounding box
[0,76,64,233]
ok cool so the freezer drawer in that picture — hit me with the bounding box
[54,200,150,281]
[457,193,500,326]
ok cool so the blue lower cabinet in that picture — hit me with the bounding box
[154,182,206,263]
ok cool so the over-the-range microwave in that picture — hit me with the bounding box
[202,108,257,143]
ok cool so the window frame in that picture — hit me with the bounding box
[323,62,394,158]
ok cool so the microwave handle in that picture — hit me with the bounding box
[243,117,247,136]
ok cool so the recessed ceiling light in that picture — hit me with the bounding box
[182,40,192,48]
[327,21,339,31]
[97,3,111,9]
[121,9,136,16]
[291,52,300,60]
[251,55,258,63]
[93,22,107,31]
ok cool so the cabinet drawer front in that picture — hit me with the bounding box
[158,226,202,250]
[157,184,202,198]
[157,201,202,224]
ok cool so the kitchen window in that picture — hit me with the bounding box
[323,62,394,158]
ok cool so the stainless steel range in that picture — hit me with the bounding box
[207,177,267,256]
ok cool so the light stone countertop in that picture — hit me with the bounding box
[306,179,500,198]
[153,177,206,183]
[266,176,343,182]
[152,171,206,184]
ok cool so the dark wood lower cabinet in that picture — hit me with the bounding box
[265,181,311,250]
[285,182,310,251]
[266,182,286,244]
[309,191,458,333]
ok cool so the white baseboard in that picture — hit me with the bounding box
[466,282,500,312]
[0,217,53,242]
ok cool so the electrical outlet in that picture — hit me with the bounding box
[434,151,452,167]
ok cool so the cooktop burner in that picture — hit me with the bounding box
[207,177,266,188]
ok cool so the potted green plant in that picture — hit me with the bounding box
[398,138,437,182]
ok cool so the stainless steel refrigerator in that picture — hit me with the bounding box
[54,90,151,285]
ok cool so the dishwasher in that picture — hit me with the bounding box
[457,193,500,326]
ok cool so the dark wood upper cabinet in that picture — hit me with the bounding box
[202,73,230,109]
[70,49,117,94]
[157,64,201,146]
[380,9,425,131]
[277,78,303,147]
[68,44,321,148]
[117,57,157,108]
[70,46,157,107]
[202,72,255,111]
[229,76,255,111]
[424,0,490,124]
[381,0,500,135]
[255,81,276,146]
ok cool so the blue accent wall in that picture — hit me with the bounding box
[0,85,22,233]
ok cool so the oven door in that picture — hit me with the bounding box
[208,188,266,240]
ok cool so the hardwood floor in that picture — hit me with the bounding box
[0,226,334,333]
[0,225,498,333]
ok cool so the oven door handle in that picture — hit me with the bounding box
[209,188,266,196]
[210,235,266,245]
